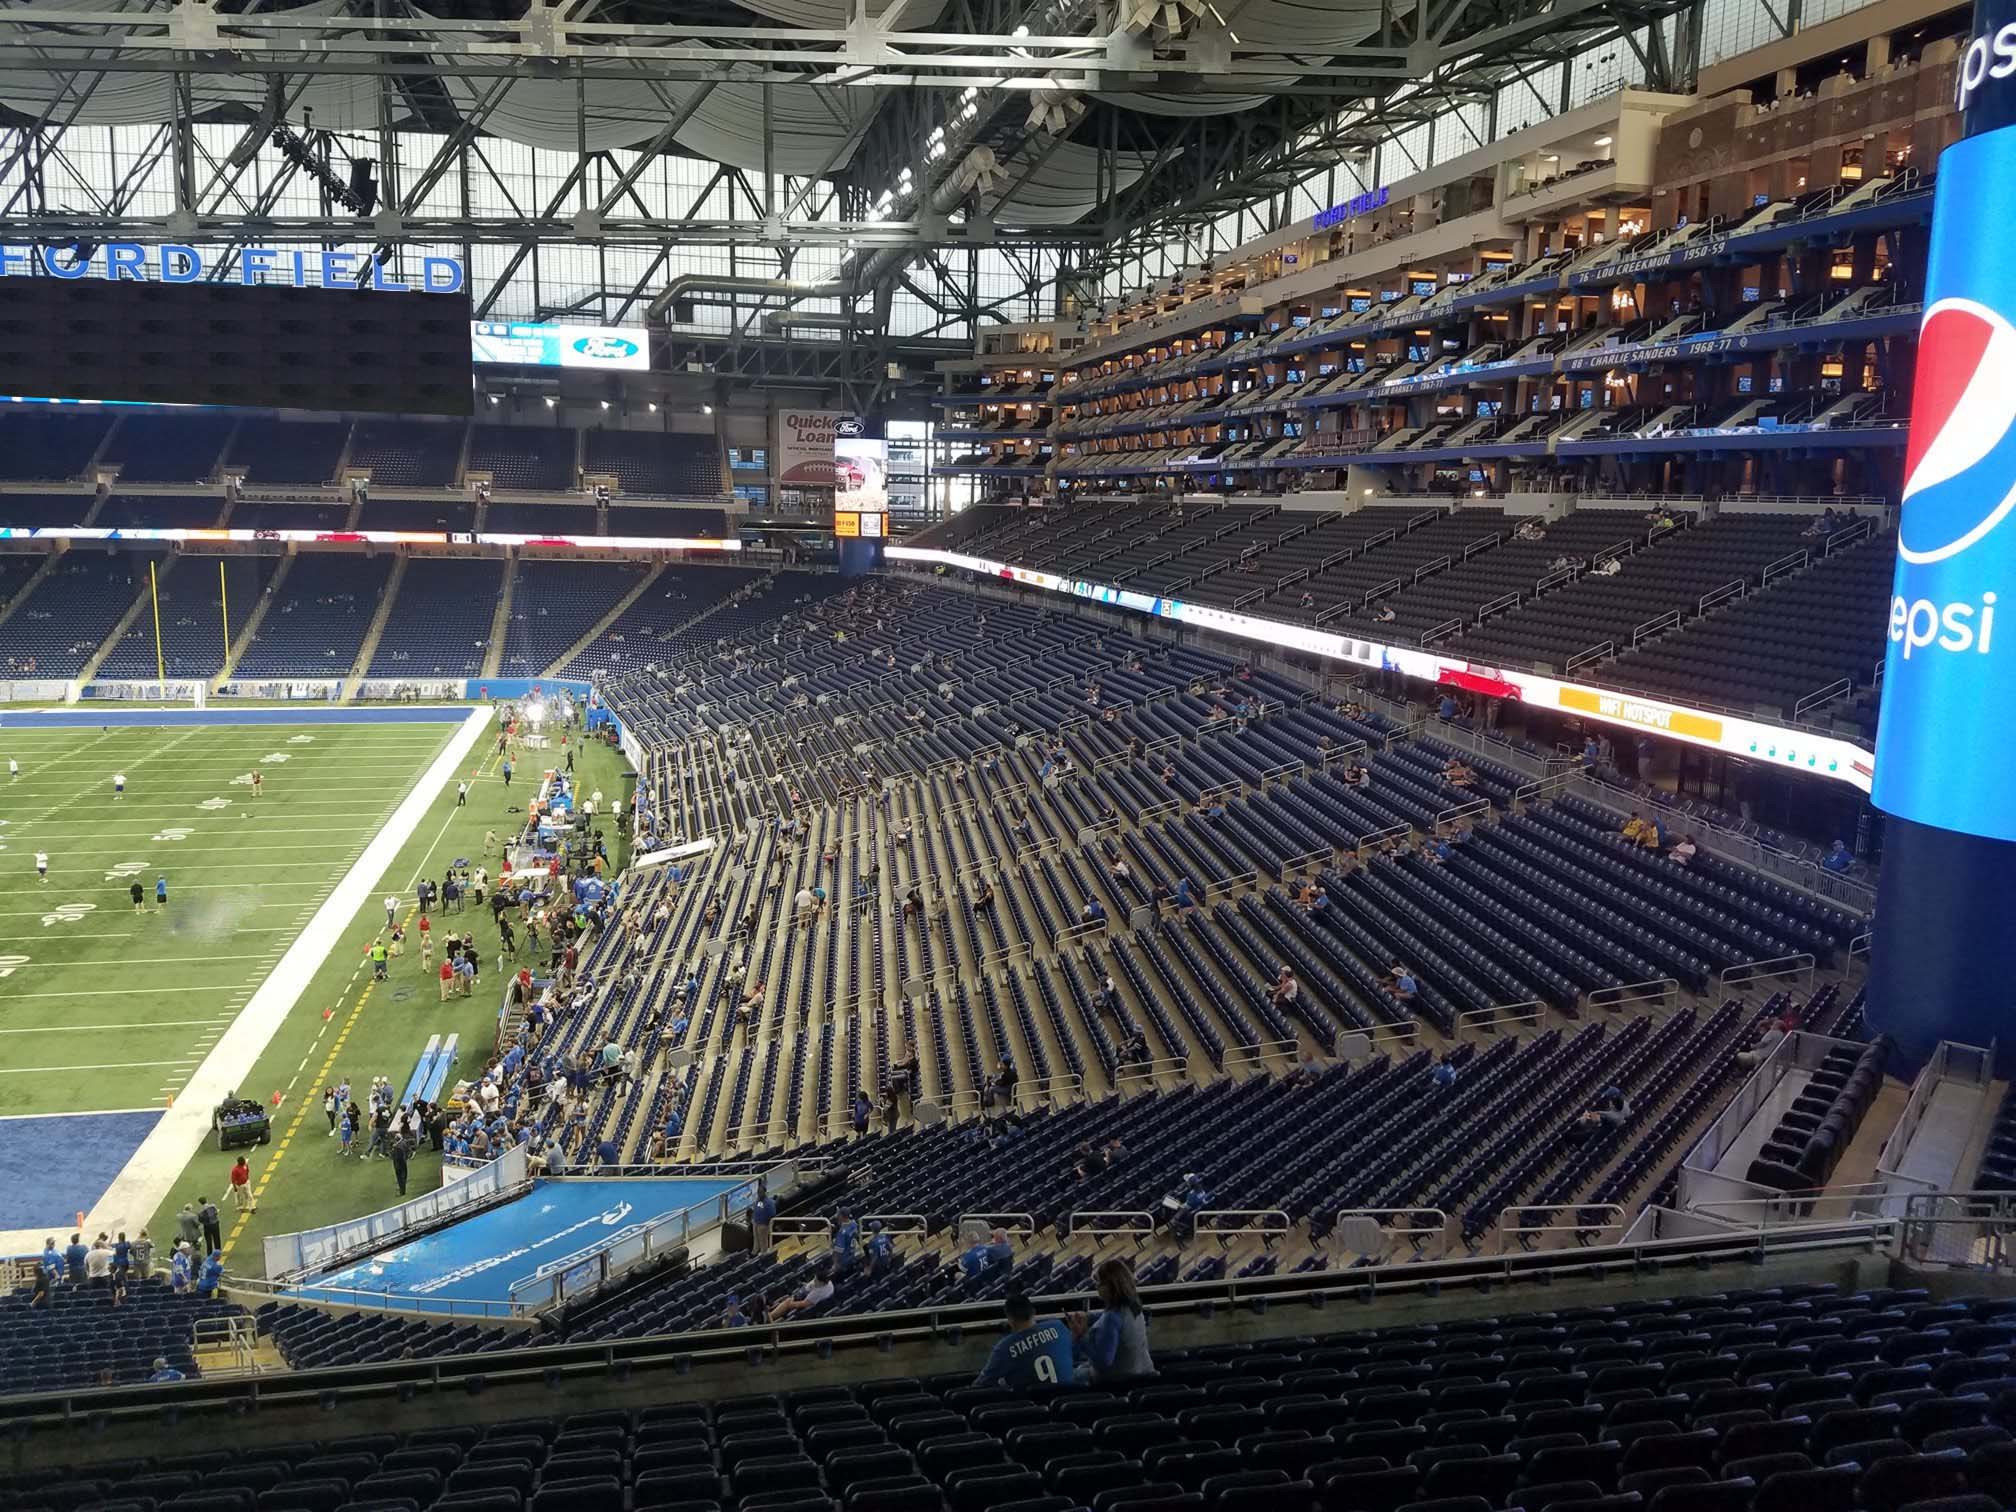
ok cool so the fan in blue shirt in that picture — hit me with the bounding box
[974,1294,1075,1388]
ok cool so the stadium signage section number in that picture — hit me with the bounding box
[0,244,467,294]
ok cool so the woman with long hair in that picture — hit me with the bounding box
[1070,1257,1154,1382]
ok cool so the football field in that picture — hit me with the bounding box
[0,721,460,1121]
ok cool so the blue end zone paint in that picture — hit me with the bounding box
[0,706,472,729]
[0,1111,165,1231]
[286,1177,750,1310]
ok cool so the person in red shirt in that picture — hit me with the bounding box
[227,1156,255,1214]
[439,958,455,1002]
[417,913,432,967]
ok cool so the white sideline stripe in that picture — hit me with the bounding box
[0,708,491,1259]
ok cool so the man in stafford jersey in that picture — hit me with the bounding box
[973,1293,1075,1388]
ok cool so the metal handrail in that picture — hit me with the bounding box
[1793,678,1852,717]
[1512,769,1582,806]
[1115,1054,1192,1089]
[1586,976,1681,1013]
[1434,796,1492,831]
[1493,1203,1628,1254]
[957,1211,1038,1237]
[1633,610,1683,643]
[1356,821,1412,857]
[1224,1037,1301,1070]
[1068,1210,1158,1240]
[1564,640,1614,672]
[1195,1208,1292,1238]
[1013,1072,1084,1106]
[1719,952,1817,995]
[1457,1000,1548,1034]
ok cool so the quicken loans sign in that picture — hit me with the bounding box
[0,244,466,293]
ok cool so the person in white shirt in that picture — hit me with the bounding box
[35,850,49,882]
[1669,835,1699,866]
[7,757,17,778]
[86,1238,113,1280]
[769,1262,836,1320]
[384,894,399,928]
[113,772,126,798]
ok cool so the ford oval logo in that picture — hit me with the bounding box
[836,418,866,436]
[572,336,640,360]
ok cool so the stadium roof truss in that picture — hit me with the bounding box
[0,0,1710,388]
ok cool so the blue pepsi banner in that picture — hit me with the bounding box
[1873,123,2016,841]
[0,243,464,293]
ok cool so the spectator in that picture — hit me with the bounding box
[862,1220,895,1278]
[1269,967,1299,1012]
[768,1261,835,1321]
[1821,840,1854,873]
[960,1226,1014,1280]
[717,1293,750,1328]
[1430,1057,1458,1092]
[974,1292,1075,1388]
[64,1231,88,1283]
[831,1211,860,1272]
[1669,833,1699,866]
[1389,965,1418,1003]
[1069,1258,1154,1383]
[851,1088,873,1135]
[1737,1005,1802,1069]
[148,1357,185,1384]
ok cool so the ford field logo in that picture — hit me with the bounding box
[573,335,641,362]
[836,418,866,437]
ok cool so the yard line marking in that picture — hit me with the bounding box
[3,985,256,1000]
[0,1018,252,1034]
[0,1106,183,1121]
[0,1060,196,1074]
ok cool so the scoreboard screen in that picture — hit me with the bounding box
[0,275,473,414]
[834,435,888,543]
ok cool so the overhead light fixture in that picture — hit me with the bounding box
[648,402,659,413]
[488,393,499,405]
[1593,135,1613,147]
[544,396,556,408]
[703,404,715,415]
[600,400,610,410]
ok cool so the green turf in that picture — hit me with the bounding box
[135,730,636,1275]
[0,723,457,1118]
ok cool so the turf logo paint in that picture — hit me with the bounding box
[41,902,94,927]
[0,954,27,979]
[260,752,290,763]
[104,860,148,882]
[198,797,233,810]
[287,734,315,744]
[151,825,195,841]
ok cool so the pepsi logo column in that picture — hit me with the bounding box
[1868,0,2016,1069]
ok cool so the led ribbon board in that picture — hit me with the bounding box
[886,544,1876,793]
